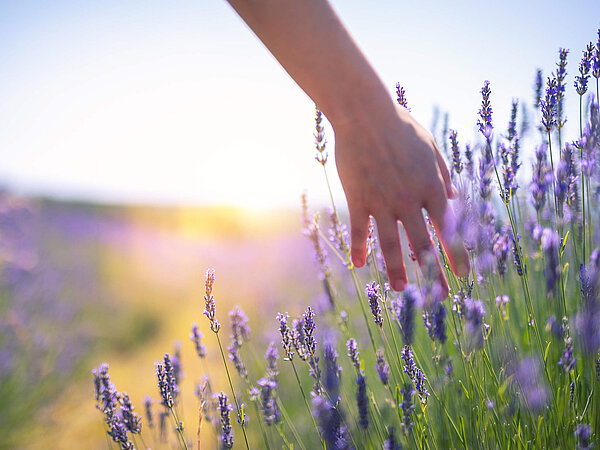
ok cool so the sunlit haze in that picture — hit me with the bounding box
[1,0,599,209]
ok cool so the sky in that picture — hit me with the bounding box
[0,0,599,209]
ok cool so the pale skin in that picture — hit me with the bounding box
[226,0,470,294]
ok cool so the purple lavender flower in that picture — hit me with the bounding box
[575,423,592,449]
[478,154,494,201]
[507,99,519,141]
[400,383,415,434]
[559,336,576,372]
[396,82,410,111]
[216,392,234,449]
[346,338,361,371]
[107,414,133,450]
[512,234,525,276]
[257,377,280,426]
[465,143,474,180]
[190,323,207,358]
[356,374,368,429]
[445,357,453,379]
[303,307,317,357]
[534,69,543,109]
[541,76,558,132]
[227,342,247,379]
[143,396,154,429]
[555,48,569,128]
[423,302,447,344]
[493,230,510,276]
[365,281,383,327]
[499,143,514,203]
[513,357,548,412]
[593,30,600,80]
[93,363,117,417]
[575,251,600,355]
[575,43,594,95]
[464,298,486,350]
[328,209,350,265]
[398,284,418,345]
[477,80,493,138]
[229,306,250,347]
[156,353,178,409]
[384,426,402,449]
[120,393,142,434]
[172,343,183,387]
[375,350,390,385]
[541,228,560,295]
[323,341,342,398]
[546,315,564,339]
[203,268,220,333]
[531,144,552,212]
[314,108,328,165]
[401,345,429,403]
[276,312,295,360]
[292,317,307,360]
[449,129,462,178]
[509,138,521,196]
[311,393,346,450]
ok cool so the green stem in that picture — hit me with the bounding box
[290,360,324,447]
[215,333,250,450]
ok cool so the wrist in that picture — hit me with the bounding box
[322,78,396,134]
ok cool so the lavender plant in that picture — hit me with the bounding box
[91,28,600,449]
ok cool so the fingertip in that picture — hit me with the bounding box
[391,279,406,292]
[352,250,366,268]
[456,255,470,278]
[448,183,459,199]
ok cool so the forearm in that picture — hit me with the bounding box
[225,0,394,127]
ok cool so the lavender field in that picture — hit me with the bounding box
[88,29,600,450]
[0,195,317,448]
[3,21,600,450]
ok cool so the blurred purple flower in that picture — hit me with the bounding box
[513,357,548,412]
[375,350,390,386]
[216,392,234,449]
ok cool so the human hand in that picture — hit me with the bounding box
[334,102,470,294]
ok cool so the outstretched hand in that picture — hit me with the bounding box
[334,103,470,294]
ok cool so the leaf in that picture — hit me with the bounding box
[544,341,552,366]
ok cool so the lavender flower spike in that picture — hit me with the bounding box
[398,284,418,345]
[384,426,402,450]
[376,349,390,385]
[346,338,361,371]
[541,228,560,295]
[365,281,383,327]
[216,392,234,449]
[229,306,250,347]
[477,80,493,138]
[449,129,463,177]
[120,392,142,434]
[464,299,486,350]
[396,83,410,111]
[276,312,295,360]
[203,268,220,333]
[356,374,368,429]
[190,323,207,358]
[156,353,178,409]
[575,424,592,450]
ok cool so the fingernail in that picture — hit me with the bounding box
[457,261,470,278]
[392,279,406,291]
[450,184,459,198]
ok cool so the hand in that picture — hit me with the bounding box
[334,102,470,294]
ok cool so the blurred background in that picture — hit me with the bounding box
[0,0,599,447]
